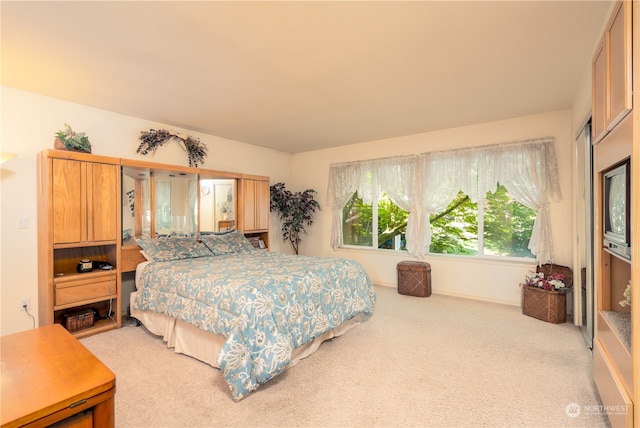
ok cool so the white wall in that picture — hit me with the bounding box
[0,87,292,335]
[291,110,575,306]
[0,86,577,335]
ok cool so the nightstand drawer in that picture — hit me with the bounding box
[55,276,116,307]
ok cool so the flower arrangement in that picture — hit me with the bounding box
[619,280,632,307]
[137,129,207,167]
[523,271,569,292]
[54,123,92,153]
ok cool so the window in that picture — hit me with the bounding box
[342,185,535,258]
[430,185,536,258]
[342,193,408,250]
[329,137,561,263]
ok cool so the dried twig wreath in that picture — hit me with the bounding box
[137,129,207,167]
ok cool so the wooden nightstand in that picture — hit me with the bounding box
[1,324,116,427]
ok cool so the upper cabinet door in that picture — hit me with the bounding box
[52,159,118,244]
[592,1,633,144]
[87,162,119,242]
[240,178,270,233]
[255,180,270,231]
[592,38,607,143]
[52,159,85,244]
[605,0,632,131]
[242,179,258,231]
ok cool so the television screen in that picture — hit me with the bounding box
[608,172,626,236]
[603,160,630,259]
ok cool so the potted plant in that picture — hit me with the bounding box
[54,123,92,153]
[521,264,572,323]
[270,182,320,255]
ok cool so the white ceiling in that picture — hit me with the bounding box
[1,1,612,153]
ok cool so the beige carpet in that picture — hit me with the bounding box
[81,285,609,428]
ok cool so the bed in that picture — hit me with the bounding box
[129,231,376,400]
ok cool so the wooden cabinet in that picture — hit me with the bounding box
[592,1,633,144]
[52,159,118,244]
[240,177,270,232]
[591,3,637,426]
[38,150,122,338]
[238,175,270,249]
[592,38,607,142]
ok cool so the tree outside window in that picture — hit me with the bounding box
[342,185,536,258]
[342,193,408,250]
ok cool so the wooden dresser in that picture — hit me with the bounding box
[1,324,116,427]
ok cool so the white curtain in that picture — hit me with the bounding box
[415,150,480,256]
[326,156,417,251]
[494,139,562,263]
[327,137,562,263]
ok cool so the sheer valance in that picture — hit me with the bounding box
[326,137,562,264]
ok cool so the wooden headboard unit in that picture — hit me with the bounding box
[119,158,269,273]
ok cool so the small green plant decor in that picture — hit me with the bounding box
[54,123,92,153]
[270,182,320,255]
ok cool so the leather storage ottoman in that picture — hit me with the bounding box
[397,261,431,297]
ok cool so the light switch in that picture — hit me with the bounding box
[18,216,28,229]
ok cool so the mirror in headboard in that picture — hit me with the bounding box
[122,166,200,243]
[122,166,150,246]
[120,159,243,273]
[199,178,236,233]
[153,171,199,236]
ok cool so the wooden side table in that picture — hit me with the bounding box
[1,324,116,427]
[218,219,234,232]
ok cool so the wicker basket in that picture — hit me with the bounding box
[522,285,566,323]
[536,263,573,288]
[397,261,431,297]
[62,309,95,332]
[522,263,571,324]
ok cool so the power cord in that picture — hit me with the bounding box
[23,304,35,329]
[107,266,116,326]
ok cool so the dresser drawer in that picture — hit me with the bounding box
[55,276,117,307]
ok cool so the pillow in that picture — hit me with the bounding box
[136,236,213,262]
[199,230,255,255]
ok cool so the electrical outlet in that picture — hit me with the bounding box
[20,298,30,311]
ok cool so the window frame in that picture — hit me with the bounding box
[341,193,409,252]
[340,186,537,261]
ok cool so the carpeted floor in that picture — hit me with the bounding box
[81,285,610,428]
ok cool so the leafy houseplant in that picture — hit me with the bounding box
[270,182,320,255]
[54,123,92,153]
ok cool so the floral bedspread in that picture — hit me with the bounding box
[132,251,376,400]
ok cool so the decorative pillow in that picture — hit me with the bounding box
[200,230,255,255]
[136,236,213,262]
